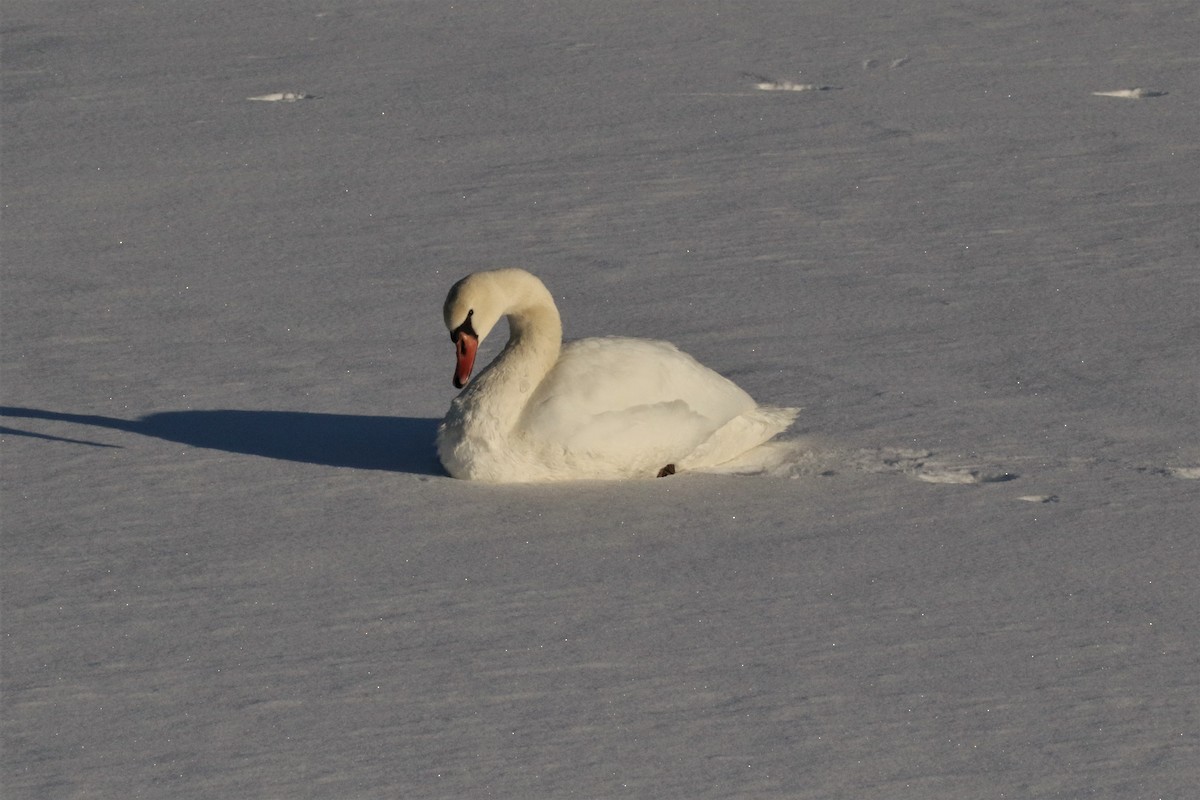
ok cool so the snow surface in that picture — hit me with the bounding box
[3,1,1198,797]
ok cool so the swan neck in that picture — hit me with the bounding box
[493,290,562,388]
[460,274,562,430]
[508,303,561,354]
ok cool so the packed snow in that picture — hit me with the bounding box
[3,1,1197,798]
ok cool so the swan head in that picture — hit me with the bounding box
[443,271,509,388]
[443,269,561,389]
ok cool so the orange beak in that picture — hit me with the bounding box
[452,329,479,389]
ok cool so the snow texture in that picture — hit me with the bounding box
[3,1,1198,798]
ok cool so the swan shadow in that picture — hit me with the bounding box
[0,406,445,475]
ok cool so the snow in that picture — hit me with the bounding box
[3,1,1198,797]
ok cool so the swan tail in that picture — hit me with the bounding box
[680,406,800,470]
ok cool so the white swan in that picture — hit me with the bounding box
[436,269,798,482]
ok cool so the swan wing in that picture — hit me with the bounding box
[519,337,760,468]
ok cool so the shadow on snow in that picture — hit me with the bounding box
[0,406,443,475]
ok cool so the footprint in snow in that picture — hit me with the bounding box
[729,446,1017,485]
[850,447,1017,485]
[743,72,837,92]
[862,57,910,70]
[247,92,316,102]
[1092,88,1167,99]
[1137,465,1200,480]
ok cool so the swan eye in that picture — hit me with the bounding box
[451,310,478,341]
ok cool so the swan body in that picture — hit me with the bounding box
[436,268,798,482]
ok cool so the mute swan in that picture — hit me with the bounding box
[436,268,798,481]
